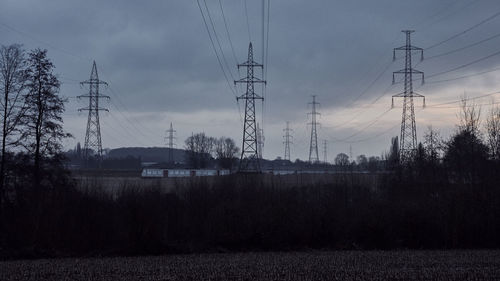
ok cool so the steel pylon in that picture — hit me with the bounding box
[283,121,293,161]
[392,30,425,164]
[235,43,266,173]
[308,95,320,163]
[165,122,176,163]
[78,61,109,161]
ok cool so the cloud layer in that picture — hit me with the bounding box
[2,0,500,160]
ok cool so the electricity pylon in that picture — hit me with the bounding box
[165,122,176,163]
[235,42,266,173]
[283,121,293,161]
[308,95,320,163]
[323,140,328,164]
[392,30,425,164]
[78,61,109,161]
[257,122,265,159]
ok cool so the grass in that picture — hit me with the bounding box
[1,250,499,280]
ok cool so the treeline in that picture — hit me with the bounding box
[2,169,500,258]
[184,133,239,169]
[0,44,72,258]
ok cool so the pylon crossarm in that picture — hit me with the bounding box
[78,107,109,112]
[394,46,407,51]
[237,94,263,100]
[80,80,108,86]
[392,92,406,98]
[234,77,266,84]
[408,46,423,51]
[77,95,110,99]
[238,60,263,67]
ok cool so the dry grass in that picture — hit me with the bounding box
[1,250,499,280]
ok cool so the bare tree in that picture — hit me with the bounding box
[485,104,500,160]
[20,49,70,187]
[214,137,239,169]
[458,94,481,136]
[0,44,27,201]
[356,154,368,170]
[184,132,215,168]
[334,153,349,166]
[385,136,399,169]
[423,126,443,163]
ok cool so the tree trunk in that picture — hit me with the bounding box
[0,86,8,207]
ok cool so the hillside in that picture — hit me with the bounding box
[107,147,187,163]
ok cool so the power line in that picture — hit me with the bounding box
[218,0,240,68]
[265,0,270,82]
[344,59,394,109]
[0,21,91,62]
[101,113,150,147]
[426,66,500,84]
[329,107,392,143]
[426,99,500,109]
[105,86,163,140]
[197,0,244,128]
[243,0,252,42]
[202,0,236,81]
[426,91,500,107]
[326,78,400,130]
[413,0,462,29]
[261,0,271,155]
[425,31,500,61]
[196,0,237,96]
[427,49,500,79]
[425,9,500,50]
[417,0,481,31]
[330,107,426,144]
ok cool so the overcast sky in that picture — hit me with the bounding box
[2,0,500,161]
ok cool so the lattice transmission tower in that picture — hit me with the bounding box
[323,140,328,164]
[392,30,425,163]
[235,43,266,173]
[308,95,320,163]
[78,61,109,160]
[283,121,293,161]
[165,122,176,163]
[257,122,265,159]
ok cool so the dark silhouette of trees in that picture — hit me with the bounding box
[334,153,349,166]
[386,136,399,170]
[214,137,239,169]
[20,49,71,188]
[444,130,489,184]
[443,97,489,184]
[185,132,215,168]
[0,44,27,205]
[423,126,443,165]
[485,105,500,160]
[457,95,481,135]
[356,154,368,170]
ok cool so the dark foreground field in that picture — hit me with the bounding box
[1,251,499,281]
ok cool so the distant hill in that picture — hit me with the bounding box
[107,147,187,163]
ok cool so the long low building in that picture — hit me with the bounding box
[141,168,231,178]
